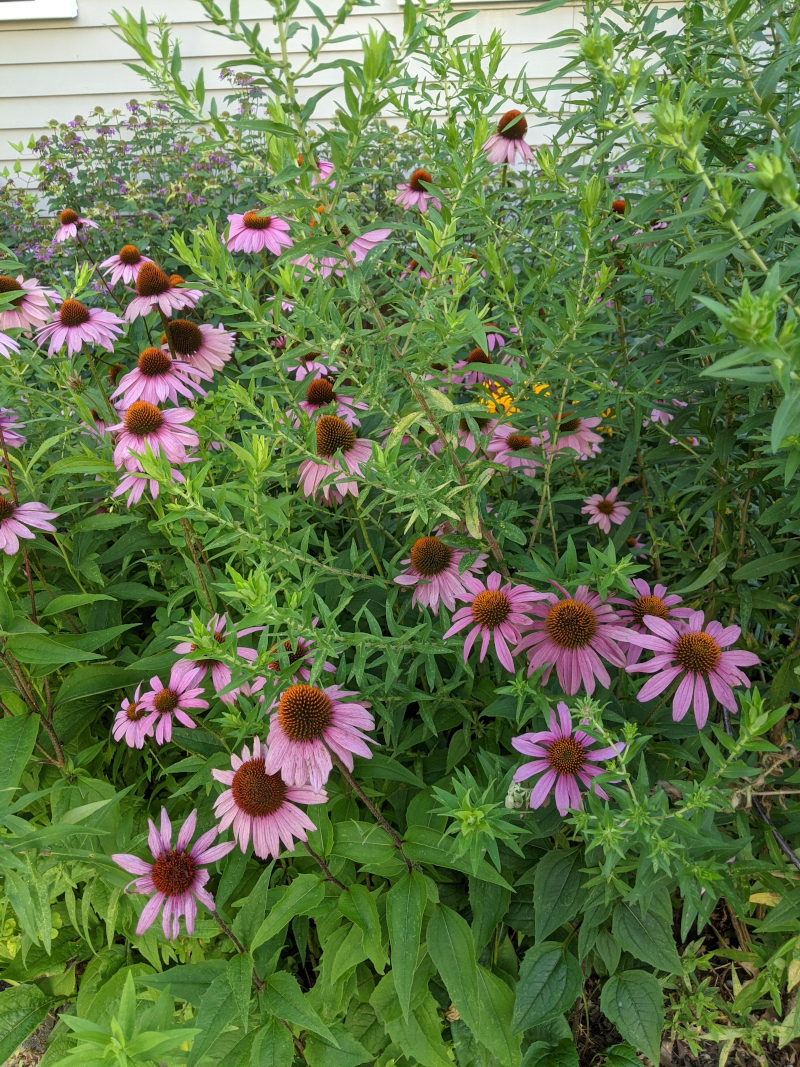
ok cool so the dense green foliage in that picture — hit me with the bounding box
[1,0,800,1063]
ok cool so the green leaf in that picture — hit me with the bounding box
[54,666,130,706]
[262,971,338,1045]
[5,632,102,667]
[612,902,682,974]
[428,904,520,1064]
[228,953,253,1033]
[138,960,227,1006]
[0,984,49,1063]
[40,594,116,617]
[386,870,427,1017]
[250,875,324,951]
[600,971,665,1066]
[304,1024,371,1067]
[469,879,510,951]
[251,1015,294,1066]
[338,884,386,972]
[732,552,800,582]
[512,942,583,1033]
[404,825,512,889]
[371,973,451,1067]
[186,973,240,1067]
[232,863,274,947]
[533,849,585,942]
[0,715,38,810]
[521,1039,578,1067]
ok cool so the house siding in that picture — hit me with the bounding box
[0,0,576,176]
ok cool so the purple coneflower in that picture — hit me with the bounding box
[0,409,27,448]
[512,702,621,815]
[515,584,629,695]
[212,737,327,859]
[99,244,154,286]
[548,413,603,459]
[581,487,630,535]
[298,377,367,427]
[138,666,209,744]
[394,535,488,615]
[173,614,263,705]
[112,685,156,748]
[483,110,533,165]
[111,401,198,471]
[112,468,187,507]
[626,610,760,728]
[162,319,235,377]
[111,347,210,407]
[614,578,692,665]
[0,332,19,360]
[125,264,203,321]
[226,212,293,255]
[443,572,546,672]
[487,425,542,477]
[624,534,647,558]
[451,347,513,387]
[0,496,59,555]
[35,298,124,356]
[112,808,234,938]
[264,683,375,791]
[298,415,372,505]
[53,209,98,243]
[395,169,442,214]
[0,274,56,330]
[286,352,339,382]
[430,416,497,456]
[251,622,337,693]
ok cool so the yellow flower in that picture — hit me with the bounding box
[479,382,519,416]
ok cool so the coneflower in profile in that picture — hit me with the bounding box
[482,110,533,165]
[297,414,372,504]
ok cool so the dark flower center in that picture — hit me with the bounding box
[278,684,332,742]
[59,209,80,225]
[410,535,452,577]
[409,169,432,192]
[59,299,91,327]
[597,500,616,515]
[136,263,171,297]
[545,599,598,649]
[243,212,274,230]
[625,537,640,549]
[631,595,669,624]
[459,417,491,432]
[108,362,125,385]
[0,498,16,521]
[467,348,491,365]
[674,632,721,674]
[119,244,143,265]
[151,849,196,896]
[153,687,180,714]
[316,414,355,458]
[124,400,164,436]
[267,639,307,673]
[125,702,147,721]
[231,758,287,817]
[471,589,510,629]
[547,736,587,776]
[138,347,172,376]
[306,378,336,406]
[168,274,185,287]
[558,416,581,433]
[167,319,202,356]
[0,277,24,306]
[612,199,626,214]
[507,434,531,451]
[497,110,527,140]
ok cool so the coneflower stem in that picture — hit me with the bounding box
[179,518,214,612]
[211,913,265,992]
[86,351,117,422]
[302,841,346,890]
[330,751,413,871]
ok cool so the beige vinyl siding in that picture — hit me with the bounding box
[0,0,577,176]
